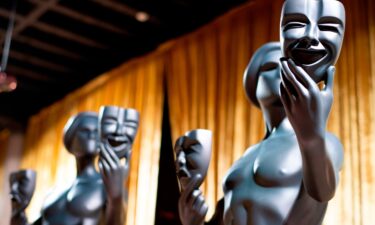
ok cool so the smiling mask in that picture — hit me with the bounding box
[280,0,345,82]
[98,106,139,158]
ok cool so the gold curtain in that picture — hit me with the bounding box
[165,0,375,224]
[0,129,10,213]
[21,55,164,225]
[165,1,283,217]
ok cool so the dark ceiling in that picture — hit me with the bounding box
[0,0,247,128]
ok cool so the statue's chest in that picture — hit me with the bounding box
[223,135,302,192]
[43,180,105,223]
[253,135,302,187]
[222,135,304,224]
[66,180,105,216]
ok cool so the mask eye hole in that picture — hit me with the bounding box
[318,23,340,33]
[283,22,306,31]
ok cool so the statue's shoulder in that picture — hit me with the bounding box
[41,185,70,212]
[242,142,261,158]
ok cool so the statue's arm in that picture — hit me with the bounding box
[279,58,343,202]
[178,174,208,225]
[11,212,43,225]
[10,212,29,225]
[98,143,125,225]
[299,133,343,202]
[179,181,224,225]
[205,198,224,225]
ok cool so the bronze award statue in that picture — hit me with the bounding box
[178,1,345,220]
[10,170,36,225]
[98,105,140,211]
[10,110,139,225]
[174,129,213,225]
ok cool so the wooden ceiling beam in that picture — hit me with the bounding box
[0,29,83,60]
[29,0,129,36]
[91,0,160,25]
[91,0,138,17]
[6,50,70,73]
[0,8,106,49]
[13,0,59,35]
[6,64,57,82]
[31,21,106,48]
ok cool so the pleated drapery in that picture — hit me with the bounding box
[165,1,283,218]
[2,0,374,224]
[0,130,10,214]
[21,56,164,225]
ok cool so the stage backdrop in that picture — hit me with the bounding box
[164,0,375,225]
[21,55,164,225]
[12,0,375,224]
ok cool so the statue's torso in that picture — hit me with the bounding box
[222,132,327,225]
[41,176,105,225]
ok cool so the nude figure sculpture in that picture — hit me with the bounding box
[178,1,345,220]
[10,111,138,225]
[9,170,36,225]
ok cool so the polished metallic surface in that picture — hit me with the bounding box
[98,106,139,159]
[280,0,345,82]
[40,112,106,225]
[9,169,36,225]
[174,129,212,225]
[11,112,127,225]
[178,39,344,225]
[243,42,281,108]
[174,129,212,191]
[226,40,343,225]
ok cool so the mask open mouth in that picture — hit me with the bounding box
[106,135,129,152]
[291,47,327,65]
[177,168,190,178]
[10,193,22,203]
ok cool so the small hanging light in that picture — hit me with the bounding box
[135,11,150,22]
[0,0,17,93]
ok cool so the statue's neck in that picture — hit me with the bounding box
[11,210,28,225]
[268,117,294,137]
[75,156,97,178]
[260,104,287,138]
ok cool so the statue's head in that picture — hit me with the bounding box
[244,42,282,108]
[9,169,36,210]
[174,129,212,191]
[280,0,345,82]
[63,112,99,158]
[98,106,139,158]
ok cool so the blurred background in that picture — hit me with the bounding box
[0,0,374,224]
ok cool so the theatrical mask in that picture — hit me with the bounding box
[9,170,36,212]
[280,0,345,82]
[99,106,139,158]
[174,129,212,191]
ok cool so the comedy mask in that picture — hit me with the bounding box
[99,106,139,158]
[280,0,345,82]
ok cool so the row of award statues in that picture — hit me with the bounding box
[9,0,346,224]
[10,106,140,225]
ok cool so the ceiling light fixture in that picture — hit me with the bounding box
[135,11,150,22]
[0,0,17,93]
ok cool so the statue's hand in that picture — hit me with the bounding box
[98,143,124,201]
[279,58,335,143]
[10,195,28,214]
[178,174,208,225]
[123,150,131,182]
